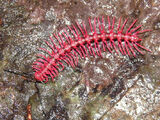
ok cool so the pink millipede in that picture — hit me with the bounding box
[32,16,151,83]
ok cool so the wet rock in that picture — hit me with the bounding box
[46,96,69,120]
[28,6,46,24]
[0,0,160,120]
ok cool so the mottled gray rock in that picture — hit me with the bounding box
[0,0,160,120]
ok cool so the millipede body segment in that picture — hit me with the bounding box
[32,16,151,83]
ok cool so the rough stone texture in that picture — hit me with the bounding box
[0,0,160,120]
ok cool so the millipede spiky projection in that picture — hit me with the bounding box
[32,16,151,83]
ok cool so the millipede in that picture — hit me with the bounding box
[32,16,151,83]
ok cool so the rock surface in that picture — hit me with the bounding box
[0,0,160,120]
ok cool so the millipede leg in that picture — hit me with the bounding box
[132,42,144,54]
